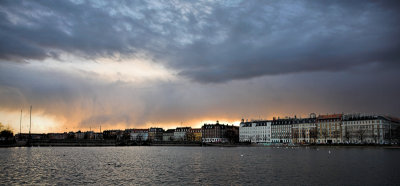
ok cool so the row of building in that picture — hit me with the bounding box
[16,121,239,143]
[14,113,400,145]
[240,113,400,144]
[104,120,239,143]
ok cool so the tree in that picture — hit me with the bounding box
[0,122,13,140]
[309,127,318,143]
[301,128,306,143]
[356,127,366,143]
[84,133,90,139]
[344,126,350,143]
[0,130,13,139]
[292,129,299,144]
[371,128,378,144]
[136,134,143,142]
[122,132,130,141]
[321,129,329,144]
[67,132,75,139]
[225,130,238,144]
[255,134,261,143]
[390,125,400,144]
[332,129,340,142]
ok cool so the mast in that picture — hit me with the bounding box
[19,109,22,140]
[29,106,32,138]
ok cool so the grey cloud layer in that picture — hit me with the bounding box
[1,0,399,82]
[1,62,399,129]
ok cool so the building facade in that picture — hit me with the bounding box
[128,129,149,141]
[316,114,342,144]
[149,128,164,142]
[188,128,202,142]
[342,114,400,144]
[202,121,239,143]
[271,118,294,143]
[103,130,123,140]
[292,117,317,144]
[239,120,271,143]
[174,127,191,141]
[48,133,68,140]
[163,129,175,141]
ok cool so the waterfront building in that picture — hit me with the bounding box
[292,115,317,144]
[16,133,46,140]
[316,114,342,144]
[149,127,164,142]
[342,114,400,144]
[93,132,103,140]
[75,131,85,139]
[271,118,294,143]
[103,130,123,140]
[48,133,68,140]
[163,129,175,141]
[239,119,271,143]
[128,129,149,141]
[188,128,202,142]
[67,132,76,139]
[84,131,95,139]
[174,127,191,141]
[202,121,239,143]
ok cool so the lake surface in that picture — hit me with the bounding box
[1,146,399,185]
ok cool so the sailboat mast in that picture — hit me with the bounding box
[29,106,32,136]
[19,109,22,137]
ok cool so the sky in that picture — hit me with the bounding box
[0,0,400,133]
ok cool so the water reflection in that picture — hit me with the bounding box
[0,147,399,185]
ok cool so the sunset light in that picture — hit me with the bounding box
[1,1,400,185]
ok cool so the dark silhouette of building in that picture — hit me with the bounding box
[202,121,239,143]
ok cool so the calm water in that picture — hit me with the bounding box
[0,146,399,185]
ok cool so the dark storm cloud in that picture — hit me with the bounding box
[1,61,400,131]
[1,0,400,82]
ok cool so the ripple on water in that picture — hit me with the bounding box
[0,147,400,185]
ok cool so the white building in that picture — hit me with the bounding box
[271,118,294,143]
[239,120,271,143]
[342,114,400,144]
[238,113,400,145]
[174,127,191,141]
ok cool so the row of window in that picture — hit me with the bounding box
[240,131,270,134]
[240,134,271,138]
[344,120,382,124]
